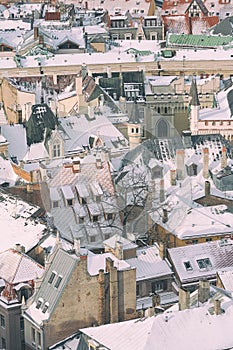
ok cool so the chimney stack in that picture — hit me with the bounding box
[214,299,222,315]
[205,181,210,197]
[221,146,227,169]
[72,159,81,173]
[74,238,81,256]
[202,147,209,179]
[96,157,103,169]
[159,179,165,203]
[158,242,166,260]
[176,149,185,180]
[198,280,210,304]
[162,208,168,223]
[34,26,39,39]
[115,241,123,260]
[170,169,177,186]
[179,288,190,311]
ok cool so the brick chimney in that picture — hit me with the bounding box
[198,280,210,304]
[98,269,105,325]
[158,242,166,260]
[96,157,103,169]
[179,288,190,311]
[176,149,185,180]
[221,146,227,169]
[34,26,39,39]
[170,169,177,186]
[202,147,209,179]
[74,238,81,256]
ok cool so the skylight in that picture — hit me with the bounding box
[197,258,212,269]
[184,261,193,271]
[48,271,56,284]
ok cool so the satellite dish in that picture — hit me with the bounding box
[3,9,9,19]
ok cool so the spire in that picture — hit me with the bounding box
[190,78,200,106]
[129,98,141,124]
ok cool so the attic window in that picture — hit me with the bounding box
[184,261,193,271]
[54,276,63,289]
[42,303,49,313]
[48,272,56,284]
[197,258,212,269]
[36,298,43,309]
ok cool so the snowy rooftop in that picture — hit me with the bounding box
[168,239,233,285]
[0,190,46,252]
[80,296,233,350]
[126,245,173,281]
[88,252,132,276]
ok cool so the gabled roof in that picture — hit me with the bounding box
[185,0,209,16]
[0,248,44,285]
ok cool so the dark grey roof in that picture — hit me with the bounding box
[186,0,208,16]
[129,100,141,124]
[26,104,58,146]
[212,16,233,36]
[190,78,200,106]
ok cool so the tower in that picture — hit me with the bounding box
[189,78,200,135]
[127,99,142,150]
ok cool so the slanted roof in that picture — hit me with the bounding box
[0,248,44,284]
[126,246,173,281]
[190,78,200,106]
[25,249,79,325]
[104,234,138,250]
[186,0,209,16]
[167,33,233,48]
[168,239,233,285]
[128,99,141,124]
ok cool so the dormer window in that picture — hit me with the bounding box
[54,276,63,289]
[48,271,56,284]
[42,302,49,313]
[53,144,61,158]
[36,298,43,309]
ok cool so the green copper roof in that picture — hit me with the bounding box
[168,34,233,48]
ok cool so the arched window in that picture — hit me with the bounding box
[157,119,169,138]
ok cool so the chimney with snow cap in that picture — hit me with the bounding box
[170,169,176,186]
[179,288,190,310]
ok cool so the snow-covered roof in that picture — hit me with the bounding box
[0,190,46,252]
[217,268,233,292]
[103,234,138,250]
[0,157,17,186]
[168,239,233,285]
[87,252,131,276]
[0,248,44,284]
[126,245,173,281]
[80,296,233,350]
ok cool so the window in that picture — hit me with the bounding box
[0,315,5,329]
[206,237,212,242]
[197,258,212,269]
[54,276,63,289]
[1,338,6,350]
[184,261,193,271]
[36,299,43,309]
[151,281,164,293]
[48,272,56,284]
[42,303,49,313]
[93,215,98,222]
[107,213,113,220]
[79,217,85,224]
[53,143,61,158]
[31,328,36,344]
[136,283,140,296]
[20,317,24,331]
[90,236,96,243]
[205,121,208,126]
[212,121,216,126]
[37,332,41,347]
[67,199,73,206]
[53,201,59,208]
[192,239,198,244]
